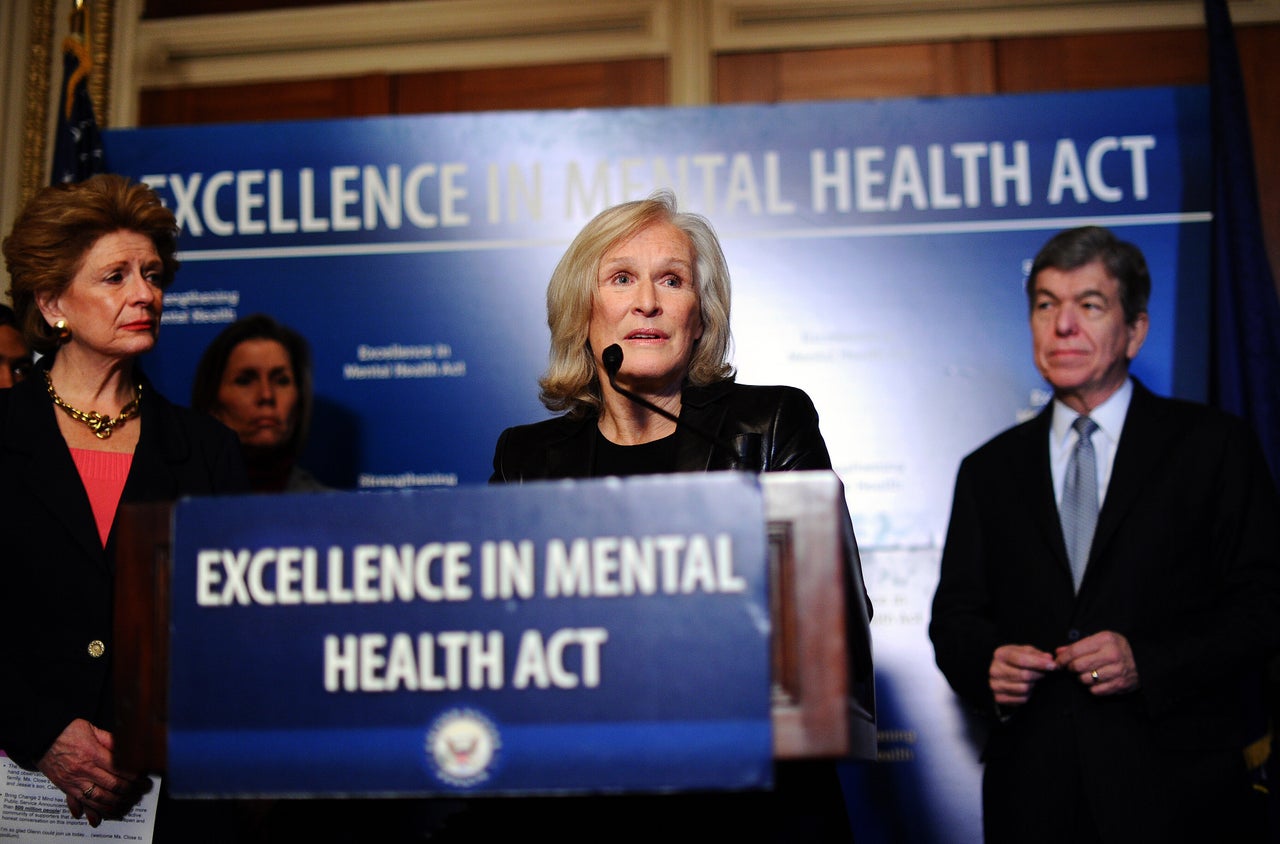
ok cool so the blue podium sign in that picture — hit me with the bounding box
[167,473,771,796]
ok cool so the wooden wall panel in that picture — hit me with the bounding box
[717,40,996,103]
[994,30,1209,91]
[715,52,782,104]
[139,74,392,125]
[138,60,665,127]
[392,59,667,114]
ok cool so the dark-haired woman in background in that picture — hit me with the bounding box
[0,174,247,829]
[191,313,325,492]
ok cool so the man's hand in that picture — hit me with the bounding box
[1054,631,1140,696]
[989,644,1057,706]
[36,719,147,826]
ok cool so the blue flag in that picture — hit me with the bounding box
[51,27,105,184]
[1205,0,1280,478]
[1204,2,1280,835]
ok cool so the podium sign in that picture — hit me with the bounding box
[166,473,772,796]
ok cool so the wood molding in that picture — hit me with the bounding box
[109,0,143,127]
[716,0,1280,51]
[670,0,713,105]
[19,0,55,207]
[131,0,1280,93]
[134,0,673,88]
[713,0,1280,51]
[88,0,115,129]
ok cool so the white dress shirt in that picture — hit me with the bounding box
[1049,377,1132,509]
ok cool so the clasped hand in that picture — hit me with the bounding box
[989,630,1140,707]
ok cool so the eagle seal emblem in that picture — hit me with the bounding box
[425,709,501,787]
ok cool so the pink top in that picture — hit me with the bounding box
[70,448,133,546]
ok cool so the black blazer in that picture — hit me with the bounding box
[929,380,1280,837]
[490,380,833,481]
[483,379,859,840]
[0,366,248,769]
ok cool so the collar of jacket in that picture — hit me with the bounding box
[542,378,737,477]
[2,355,198,561]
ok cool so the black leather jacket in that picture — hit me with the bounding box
[483,379,868,839]
[490,380,832,481]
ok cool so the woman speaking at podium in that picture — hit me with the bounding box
[491,190,831,481]
[0,175,247,829]
[487,192,850,841]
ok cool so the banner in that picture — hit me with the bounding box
[106,87,1209,838]
[167,473,771,796]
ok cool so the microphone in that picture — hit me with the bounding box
[600,344,754,469]
[601,344,624,380]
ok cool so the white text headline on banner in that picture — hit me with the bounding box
[194,535,744,607]
[141,134,1159,245]
[194,534,745,694]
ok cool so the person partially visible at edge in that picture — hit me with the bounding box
[191,313,325,493]
[0,303,33,388]
[0,174,248,829]
[485,190,865,843]
[929,225,1280,842]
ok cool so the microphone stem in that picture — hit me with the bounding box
[604,371,745,466]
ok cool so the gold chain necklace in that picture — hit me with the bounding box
[44,370,142,440]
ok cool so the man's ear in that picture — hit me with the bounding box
[1126,312,1149,361]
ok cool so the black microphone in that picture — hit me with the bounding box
[600,343,754,469]
[602,344,624,380]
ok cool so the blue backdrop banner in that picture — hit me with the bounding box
[103,88,1207,499]
[105,87,1208,838]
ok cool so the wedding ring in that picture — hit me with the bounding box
[83,784,96,799]
[1090,670,1100,684]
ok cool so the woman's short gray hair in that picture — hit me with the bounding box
[538,191,734,416]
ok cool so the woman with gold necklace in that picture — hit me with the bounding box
[0,175,247,830]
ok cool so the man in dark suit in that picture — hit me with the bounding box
[930,226,1280,843]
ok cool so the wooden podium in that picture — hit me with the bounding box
[113,471,875,776]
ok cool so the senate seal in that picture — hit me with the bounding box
[425,709,501,787]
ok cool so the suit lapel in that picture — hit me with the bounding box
[540,415,596,479]
[1086,381,1166,578]
[1017,404,1073,580]
[4,378,105,566]
[119,386,182,506]
[672,383,727,472]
